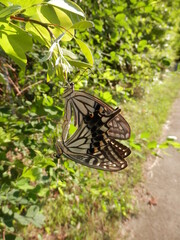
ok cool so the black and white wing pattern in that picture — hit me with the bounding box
[62,83,130,142]
[56,107,131,171]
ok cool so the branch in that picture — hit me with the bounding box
[10,15,74,40]
[10,15,54,40]
[17,80,43,96]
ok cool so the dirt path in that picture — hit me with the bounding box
[124,95,180,240]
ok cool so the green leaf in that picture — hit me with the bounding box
[6,189,29,205]
[40,5,74,41]
[42,94,53,106]
[168,141,180,149]
[101,91,112,102]
[75,39,93,65]
[135,1,146,8]
[14,213,29,226]
[21,167,42,181]
[0,73,6,83]
[69,124,77,135]
[15,237,23,240]
[0,127,11,143]
[115,13,130,30]
[71,20,94,30]
[33,154,56,168]
[115,13,126,22]
[147,141,157,149]
[0,5,21,18]
[0,22,32,69]
[26,5,74,43]
[2,205,13,215]
[26,205,45,228]
[94,19,103,32]
[140,132,150,139]
[48,0,85,18]
[159,142,168,149]
[37,187,49,197]
[137,40,147,52]
[103,69,115,81]
[68,60,93,68]
[130,0,137,4]
[130,142,141,151]
[14,206,45,227]
[62,48,78,59]
[38,83,50,92]
[145,5,153,13]
[6,0,44,8]
[15,178,34,190]
[44,108,58,115]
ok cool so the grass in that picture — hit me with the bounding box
[124,72,180,138]
[22,72,180,240]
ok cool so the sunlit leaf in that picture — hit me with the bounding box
[0,5,21,18]
[0,23,32,69]
[15,179,34,190]
[5,0,44,8]
[75,39,93,65]
[21,167,42,181]
[140,132,150,139]
[42,94,53,106]
[103,69,115,81]
[137,40,147,52]
[48,0,85,18]
[147,141,157,149]
[71,20,94,30]
[159,142,168,149]
[62,48,78,59]
[69,123,77,135]
[68,59,92,68]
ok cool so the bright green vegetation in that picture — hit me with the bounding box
[126,74,180,138]
[24,73,180,240]
[0,0,180,239]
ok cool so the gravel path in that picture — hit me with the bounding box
[124,95,180,240]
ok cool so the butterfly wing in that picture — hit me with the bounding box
[56,139,129,171]
[63,85,131,141]
[56,111,131,171]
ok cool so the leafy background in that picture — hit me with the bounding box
[0,0,180,239]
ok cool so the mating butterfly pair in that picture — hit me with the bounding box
[56,83,131,171]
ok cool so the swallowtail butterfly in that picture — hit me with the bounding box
[61,83,131,142]
[56,102,131,171]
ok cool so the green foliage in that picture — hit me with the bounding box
[0,0,93,81]
[73,0,180,97]
[0,0,180,239]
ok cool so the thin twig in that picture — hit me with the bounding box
[7,75,21,95]
[3,229,5,240]
[2,63,21,94]
[10,15,73,39]
[17,80,43,96]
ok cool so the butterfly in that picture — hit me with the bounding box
[56,105,131,171]
[61,83,131,142]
